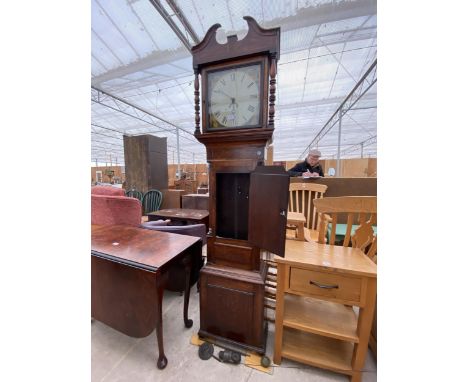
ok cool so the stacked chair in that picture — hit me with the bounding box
[287,182,328,241]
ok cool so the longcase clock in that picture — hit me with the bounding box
[192,16,288,354]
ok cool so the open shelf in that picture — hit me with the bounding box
[283,294,359,342]
[282,327,353,374]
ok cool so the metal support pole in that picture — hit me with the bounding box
[360,143,364,158]
[298,59,377,159]
[337,108,343,177]
[176,127,181,179]
[193,152,196,181]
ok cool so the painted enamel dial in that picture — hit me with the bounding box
[207,64,261,129]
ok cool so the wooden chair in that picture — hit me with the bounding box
[142,189,163,215]
[314,196,377,357]
[125,189,143,202]
[314,196,377,248]
[287,182,328,242]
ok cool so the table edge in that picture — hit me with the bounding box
[91,250,158,273]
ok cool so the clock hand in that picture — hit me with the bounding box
[218,90,233,99]
[229,97,237,110]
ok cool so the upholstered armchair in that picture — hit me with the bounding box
[91,194,141,227]
[91,185,125,196]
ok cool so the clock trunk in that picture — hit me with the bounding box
[197,138,289,353]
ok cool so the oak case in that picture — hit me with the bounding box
[192,16,286,353]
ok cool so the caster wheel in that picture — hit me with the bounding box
[261,356,271,368]
[198,342,214,360]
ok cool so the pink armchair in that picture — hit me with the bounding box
[91,185,125,196]
[91,194,141,227]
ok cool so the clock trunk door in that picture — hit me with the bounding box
[248,166,289,257]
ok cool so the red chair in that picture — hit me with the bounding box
[91,185,125,196]
[91,195,141,227]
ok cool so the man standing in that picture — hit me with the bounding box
[287,149,324,177]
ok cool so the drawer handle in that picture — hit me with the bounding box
[309,280,339,289]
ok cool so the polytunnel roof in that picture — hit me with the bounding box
[91,0,377,166]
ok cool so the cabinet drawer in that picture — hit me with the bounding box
[289,267,362,304]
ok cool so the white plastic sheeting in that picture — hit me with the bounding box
[92,0,377,165]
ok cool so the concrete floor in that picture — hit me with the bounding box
[92,286,377,382]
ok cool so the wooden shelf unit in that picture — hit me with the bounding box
[283,295,359,343]
[274,240,377,382]
[282,327,354,374]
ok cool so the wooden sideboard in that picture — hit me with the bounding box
[274,240,376,382]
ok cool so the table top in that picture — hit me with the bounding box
[91,225,200,272]
[275,239,376,278]
[148,208,209,219]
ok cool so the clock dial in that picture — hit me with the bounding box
[207,64,261,128]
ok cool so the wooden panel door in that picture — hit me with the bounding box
[248,166,289,257]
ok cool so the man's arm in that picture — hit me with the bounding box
[287,162,305,177]
[318,165,324,177]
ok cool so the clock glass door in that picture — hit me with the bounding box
[207,63,262,129]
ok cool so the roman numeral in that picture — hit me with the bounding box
[220,79,226,86]
[247,82,254,88]
[230,73,235,81]
[222,116,227,125]
[248,105,255,112]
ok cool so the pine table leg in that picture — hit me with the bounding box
[273,263,286,364]
[351,278,377,381]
